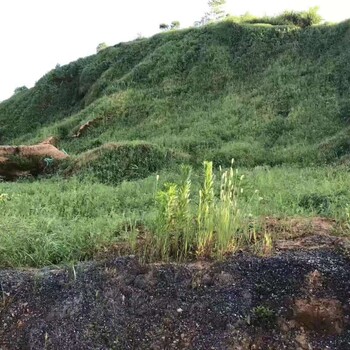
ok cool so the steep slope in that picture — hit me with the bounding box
[1,19,350,167]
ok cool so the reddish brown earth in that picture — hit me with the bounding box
[0,234,349,349]
[0,137,68,180]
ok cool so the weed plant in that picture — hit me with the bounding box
[141,161,262,261]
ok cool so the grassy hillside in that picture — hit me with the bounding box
[1,19,350,167]
[1,18,350,268]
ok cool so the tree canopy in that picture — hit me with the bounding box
[195,0,227,26]
[96,42,108,53]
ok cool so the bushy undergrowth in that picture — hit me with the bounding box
[65,141,185,185]
[234,7,323,27]
[0,154,60,181]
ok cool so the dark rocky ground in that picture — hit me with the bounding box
[1,234,350,349]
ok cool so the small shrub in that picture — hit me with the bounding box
[251,306,276,328]
[96,42,108,53]
[0,193,9,203]
[159,23,169,31]
[279,7,322,28]
[55,124,71,139]
[13,86,28,95]
[239,7,322,27]
[70,142,179,185]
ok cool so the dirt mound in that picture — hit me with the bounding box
[0,241,349,349]
[0,138,68,180]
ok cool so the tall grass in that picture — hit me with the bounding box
[1,165,350,267]
[197,161,215,257]
[141,161,261,261]
[150,165,192,261]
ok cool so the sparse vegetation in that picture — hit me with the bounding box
[251,305,276,328]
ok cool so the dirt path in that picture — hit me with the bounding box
[1,236,350,349]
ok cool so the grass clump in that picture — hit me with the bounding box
[251,305,276,328]
[299,193,332,215]
[141,161,261,262]
[0,193,9,203]
[151,165,193,261]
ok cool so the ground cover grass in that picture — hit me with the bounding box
[1,164,350,267]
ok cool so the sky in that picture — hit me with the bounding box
[0,0,349,102]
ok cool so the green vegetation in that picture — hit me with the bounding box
[251,305,276,328]
[66,141,183,185]
[233,7,323,27]
[141,161,261,262]
[13,86,28,96]
[3,17,350,166]
[1,165,350,267]
[1,14,350,267]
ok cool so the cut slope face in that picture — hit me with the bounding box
[0,138,68,180]
[1,20,350,166]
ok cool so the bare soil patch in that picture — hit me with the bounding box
[0,234,350,349]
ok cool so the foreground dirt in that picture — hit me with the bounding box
[0,235,350,349]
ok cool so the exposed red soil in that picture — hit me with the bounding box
[0,137,68,180]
